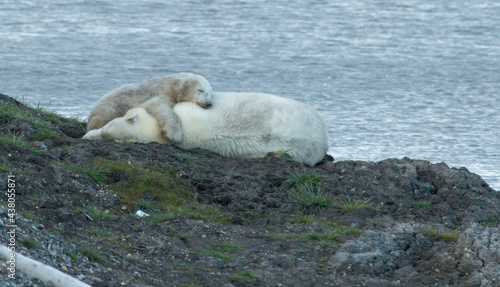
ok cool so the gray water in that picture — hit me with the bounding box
[1,0,499,190]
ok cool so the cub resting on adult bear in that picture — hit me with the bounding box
[83,92,329,166]
[86,72,212,144]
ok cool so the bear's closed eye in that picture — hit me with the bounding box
[198,89,204,93]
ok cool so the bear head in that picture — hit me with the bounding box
[99,107,167,144]
[170,73,213,109]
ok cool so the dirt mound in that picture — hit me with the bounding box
[1,92,499,286]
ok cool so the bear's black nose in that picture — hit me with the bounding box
[205,103,212,108]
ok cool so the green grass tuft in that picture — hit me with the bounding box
[288,172,323,188]
[88,227,116,239]
[269,150,294,162]
[307,224,363,248]
[57,161,111,184]
[0,133,47,155]
[228,270,256,283]
[288,183,333,210]
[409,199,432,209]
[88,205,119,221]
[335,196,372,213]
[77,245,110,266]
[200,242,245,261]
[0,101,59,140]
[22,238,40,249]
[421,226,460,243]
[64,249,79,261]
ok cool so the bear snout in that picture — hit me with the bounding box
[199,100,212,109]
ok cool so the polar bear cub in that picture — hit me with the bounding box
[83,92,329,166]
[86,73,212,143]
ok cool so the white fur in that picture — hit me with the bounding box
[86,73,212,143]
[83,92,328,166]
[83,107,167,144]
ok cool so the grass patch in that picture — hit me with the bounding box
[57,161,111,184]
[64,249,79,261]
[0,133,47,155]
[421,226,460,243]
[288,183,333,210]
[228,270,256,284]
[290,213,318,224]
[22,238,40,249]
[166,229,193,240]
[92,158,229,224]
[0,101,59,140]
[18,210,41,223]
[272,224,363,248]
[34,103,86,130]
[0,161,8,171]
[288,172,323,188]
[200,242,245,261]
[268,150,294,162]
[307,224,363,248]
[88,205,119,221]
[480,216,498,227]
[409,199,432,209]
[77,245,110,266]
[335,196,372,213]
[88,227,116,239]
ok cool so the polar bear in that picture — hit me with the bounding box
[83,92,329,166]
[83,107,167,144]
[86,73,212,143]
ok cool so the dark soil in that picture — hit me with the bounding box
[1,92,499,287]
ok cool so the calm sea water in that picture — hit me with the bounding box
[1,0,499,190]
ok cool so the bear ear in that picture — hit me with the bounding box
[125,112,137,124]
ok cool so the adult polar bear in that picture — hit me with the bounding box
[84,92,329,166]
[86,73,213,144]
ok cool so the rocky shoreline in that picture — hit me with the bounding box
[0,92,499,287]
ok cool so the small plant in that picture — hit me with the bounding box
[34,104,61,121]
[88,228,116,239]
[77,245,110,266]
[409,199,432,209]
[88,205,118,221]
[288,183,333,210]
[22,238,40,249]
[18,210,41,223]
[291,213,317,224]
[307,224,363,248]
[58,162,111,184]
[0,161,8,171]
[288,172,323,187]
[64,249,79,261]
[199,242,245,261]
[0,133,47,155]
[0,101,59,140]
[228,270,256,284]
[166,229,193,240]
[268,150,294,162]
[335,196,372,213]
[421,226,460,243]
[480,216,498,227]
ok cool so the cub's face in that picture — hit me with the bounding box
[175,74,213,109]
